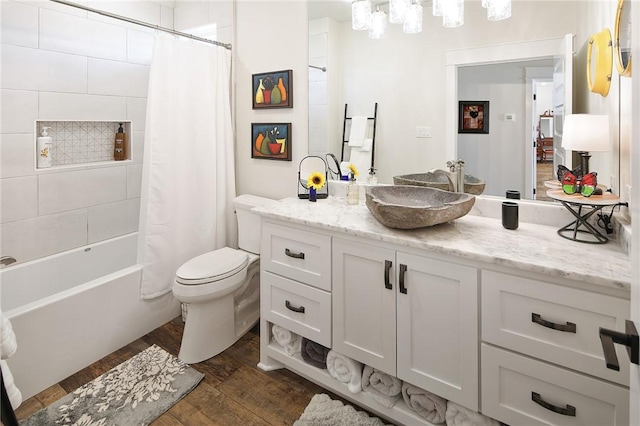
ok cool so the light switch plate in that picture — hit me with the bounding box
[505,113,516,122]
[416,126,432,138]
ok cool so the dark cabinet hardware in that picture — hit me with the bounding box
[399,264,407,294]
[531,392,576,417]
[285,300,305,314]
[384,260,392,290]
[599,320,639,371]
[531,313,576,333]
[285,248,305,259]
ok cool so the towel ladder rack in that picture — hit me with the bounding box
[340,103,378,172]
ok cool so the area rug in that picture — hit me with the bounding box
[294,393,391,426]
[20,344,203,426]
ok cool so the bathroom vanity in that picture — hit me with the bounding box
[255,196,631,426]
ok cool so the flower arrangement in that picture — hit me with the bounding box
[306,171,326,202]
[347,163,359,181]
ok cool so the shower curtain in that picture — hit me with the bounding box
[138,35,236,299]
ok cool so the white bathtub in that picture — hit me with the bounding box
[0,233,180,400]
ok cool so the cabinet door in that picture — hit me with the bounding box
[396,252,479,410]
[333,238,396,375]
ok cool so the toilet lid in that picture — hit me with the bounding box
[176,247,249,285]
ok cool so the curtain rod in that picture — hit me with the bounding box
[309,65,327,72]
[50,0,232,50]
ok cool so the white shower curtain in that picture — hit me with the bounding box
[138,35,236,299]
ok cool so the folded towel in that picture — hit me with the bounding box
[327,350,363,394]
[1,360,22,409]
[402,382,447,424]
[348,116,368,147]
[271,324,302,357]
[445,401,500,426]
[301,338,330,369]
[0,313,17,359]
[361,365,402,408]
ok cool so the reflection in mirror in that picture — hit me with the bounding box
[457,60,554,201]
[615,0,632,76]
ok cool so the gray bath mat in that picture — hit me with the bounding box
[20,344,203,426]
[294,393,391,426]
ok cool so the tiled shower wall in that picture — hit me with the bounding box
[0,0,232,266]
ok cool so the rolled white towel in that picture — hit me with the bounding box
[271,324,302,357]
[0,313,17,359]
[361,365,402,408]
[1,360,22,409]
[402,382,447,424]
[326,350,363,394]
[445,401,500,426]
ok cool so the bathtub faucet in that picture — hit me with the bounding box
[0,256,17,268]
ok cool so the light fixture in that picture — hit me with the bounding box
[369,7,387,39]
[486,0,511,21]
[351,0,512,38]
[561,114,610,175]
[403,1,423,34]
[389,0,409,24]
[352,0,371,30]
[442,0,464,28]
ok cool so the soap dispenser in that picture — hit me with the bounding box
[37,127,53,168]
[114,123,126,161]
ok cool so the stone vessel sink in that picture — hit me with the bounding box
[393,172,486,195]
[365,185,476,229]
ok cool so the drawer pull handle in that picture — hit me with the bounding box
[399,264,408,294]
[531,392,576,417]
[384,260,392,290]
[285,300,305,314]
[531,313,576,333]
[599,320,639,371]
[285,248,305,260]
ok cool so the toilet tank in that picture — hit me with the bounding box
[233,194,274,254]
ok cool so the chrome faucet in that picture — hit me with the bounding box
[1,256,17,268]
[443,159,466,193]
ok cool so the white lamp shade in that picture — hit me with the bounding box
[562,114,610,152]
[352,0,371,30]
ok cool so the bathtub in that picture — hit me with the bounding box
[0,233,180,400]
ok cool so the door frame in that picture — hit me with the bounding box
[445,35,574,197]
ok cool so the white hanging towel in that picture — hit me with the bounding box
[1,313,22,409]
[349,140,373,178]
[348,116,368,147]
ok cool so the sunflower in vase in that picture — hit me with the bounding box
[307,172,326,202]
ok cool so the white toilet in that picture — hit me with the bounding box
[172,194,273,364]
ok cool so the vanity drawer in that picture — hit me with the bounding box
[481,344,629,426]
[481,270,629,385]
[261,271,331,347]
[261,221,331,291]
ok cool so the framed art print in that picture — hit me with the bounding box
[252,70,293,109]
[251,123,292,161]
[458,101,489,134]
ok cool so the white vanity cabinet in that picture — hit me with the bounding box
[480,270,630,425]
[332,237,479,410]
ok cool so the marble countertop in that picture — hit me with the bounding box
[255,196,631,292]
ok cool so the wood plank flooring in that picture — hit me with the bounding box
[536,160,553,202]
[14,317,354,425]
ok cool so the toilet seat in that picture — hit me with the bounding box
[176,247,248,285]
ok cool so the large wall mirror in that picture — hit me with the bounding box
[308,1,617,202]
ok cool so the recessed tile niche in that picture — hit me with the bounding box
[35,120,132,169]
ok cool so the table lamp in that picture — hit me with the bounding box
[561,114,610,175]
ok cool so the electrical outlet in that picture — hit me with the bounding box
[416,126,432,138]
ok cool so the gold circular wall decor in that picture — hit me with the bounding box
[587,29,613,96]
[614,0,632,77]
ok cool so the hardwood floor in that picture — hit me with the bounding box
[536,160,554,202]
[14,317,351,425]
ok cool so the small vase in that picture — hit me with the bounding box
[309,188,317,202]
[346,180,359,205]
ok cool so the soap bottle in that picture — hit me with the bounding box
[37,127,53,168]
[367,167,378,185]
[114,123,126,161]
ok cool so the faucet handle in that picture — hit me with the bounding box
[446,160,456,171]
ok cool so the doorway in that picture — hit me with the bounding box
[532,81,554,201]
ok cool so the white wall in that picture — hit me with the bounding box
[235,1,308,200]
[0,0,172,264]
